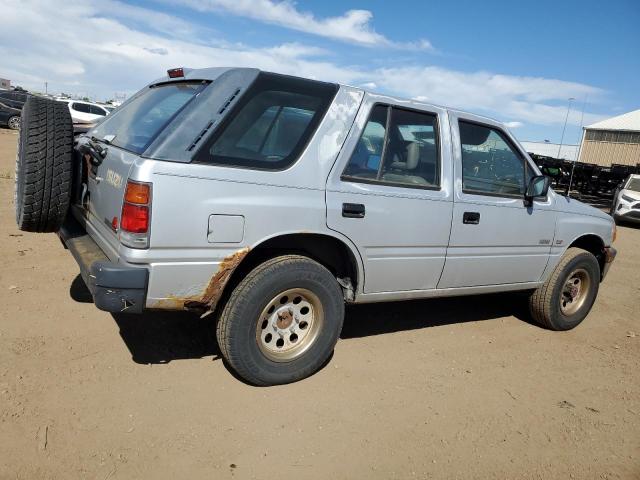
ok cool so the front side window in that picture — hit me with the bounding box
[89,104,107,116]
[342,105,440,188]
[92,81,205,154]
[459,121,531,196]
[197,73,338,170]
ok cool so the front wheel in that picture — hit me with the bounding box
[529,247,600,331]
[216,255,345,386]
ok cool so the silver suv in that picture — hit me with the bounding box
[14,67,617,385]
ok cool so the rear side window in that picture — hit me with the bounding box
[342,104,440,188]
[196,73,338,170]
[92,82,206,154]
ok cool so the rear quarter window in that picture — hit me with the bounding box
[195,72,338,170]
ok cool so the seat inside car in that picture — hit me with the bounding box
[382,142,430,185]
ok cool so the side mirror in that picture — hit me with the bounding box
[525,175,550,206]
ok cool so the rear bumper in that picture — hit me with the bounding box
[58,216,148,313]
[602,246,617,280]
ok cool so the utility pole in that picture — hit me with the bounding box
[44,82,48,95]
[567,96,588,198]
[557,97,575,159]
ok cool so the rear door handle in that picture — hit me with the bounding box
[463,211,480,224]
[342,203,365,218]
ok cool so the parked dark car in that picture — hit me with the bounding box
[0,90,30,130]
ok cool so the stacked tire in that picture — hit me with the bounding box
[14,96,73,232]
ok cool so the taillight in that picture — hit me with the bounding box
[121,203,149,233]
[124,181,150,204]
[120,180,151,249]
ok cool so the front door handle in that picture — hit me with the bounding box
[463,211,480,224]
[342,203,365,218]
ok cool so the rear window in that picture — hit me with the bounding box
[92,82,206,154]
[196,73,338,170]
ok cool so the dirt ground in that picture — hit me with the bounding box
[0,127,638,480]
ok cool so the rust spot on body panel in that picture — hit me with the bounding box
[150,247,250,314]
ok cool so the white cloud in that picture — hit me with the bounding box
[504,121,524,129]
[169,0,434,50]
[0,0,606,132]
[373,66,605,126]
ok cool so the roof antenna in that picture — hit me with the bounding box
[567,95,588,199]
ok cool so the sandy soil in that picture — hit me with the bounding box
[0,127,638,479]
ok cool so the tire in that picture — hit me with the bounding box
[529,247,600,331]
[216,255,345,386]
[15,96,73,232]
[7,115,20,130]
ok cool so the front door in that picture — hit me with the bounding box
[438,113,556,288]
[326,95,454,293]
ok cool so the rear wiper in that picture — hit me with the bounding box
[91,135,112,146]
[79,137,108,166]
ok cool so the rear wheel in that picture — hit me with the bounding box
[529,247,600,330]
[15,96,73,232]
[216,255,344,386]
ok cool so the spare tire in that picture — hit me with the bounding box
[15,96,73,232]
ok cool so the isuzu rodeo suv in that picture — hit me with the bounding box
[14,67,617,385]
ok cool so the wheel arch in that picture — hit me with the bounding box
[567,233,606,278]
[214,231,363,316]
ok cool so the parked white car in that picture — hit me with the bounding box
[611,174,640,223]
[66,100,111,124]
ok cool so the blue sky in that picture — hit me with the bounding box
[1,0,638,144]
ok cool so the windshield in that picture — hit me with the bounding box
[91,82,206,154]
[626,178,640,192]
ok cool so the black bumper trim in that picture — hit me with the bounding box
[59,216,148,314]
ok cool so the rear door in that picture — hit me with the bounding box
[438,112,556,288]
[326,94,454,293]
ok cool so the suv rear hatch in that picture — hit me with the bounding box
[78,69,263,259]
[79,80,206,255]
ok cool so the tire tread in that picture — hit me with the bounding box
[529,247,598,330]
[15,96,73,232]
[216,255,344,385]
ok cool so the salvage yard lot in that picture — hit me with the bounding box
[0,127,638,479]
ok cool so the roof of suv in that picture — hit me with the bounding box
[153,66,506,128]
